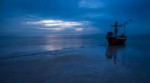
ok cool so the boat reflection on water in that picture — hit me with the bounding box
[105,45,126,65]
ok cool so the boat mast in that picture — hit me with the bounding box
[114,21,118,37]
[111,21,122,37]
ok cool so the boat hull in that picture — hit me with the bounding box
[107,37,126,45]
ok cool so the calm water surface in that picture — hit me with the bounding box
[0,35,150,83]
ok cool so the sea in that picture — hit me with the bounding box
[0,35,150,83]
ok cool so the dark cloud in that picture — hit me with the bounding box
[0,0,150,36]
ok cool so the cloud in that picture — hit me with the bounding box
[27,20,82,27]
[1,0,149,36]
[75,28,84,32]
[39,28,65,31]
[78,0,104,9]
[27,19,90,32]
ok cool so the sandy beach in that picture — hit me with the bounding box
[1,45,150,83]
[0,36,150,83]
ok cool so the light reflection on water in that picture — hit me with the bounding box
[44,36,84,51]
[0,35,102,56]
[105,46,126,65]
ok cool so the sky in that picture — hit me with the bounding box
[0,0,150,36]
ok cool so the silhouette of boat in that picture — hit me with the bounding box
[106,35,126,45]
[106,20,132,45]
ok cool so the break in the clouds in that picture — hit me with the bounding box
[0,0,150,36]
[27,19,90,32]
[27,20,82,27]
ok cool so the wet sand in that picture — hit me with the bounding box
[0,46,150,83]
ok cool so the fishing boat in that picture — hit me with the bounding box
[106,20,132,45]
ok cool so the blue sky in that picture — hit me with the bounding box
[0,0,150,36]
